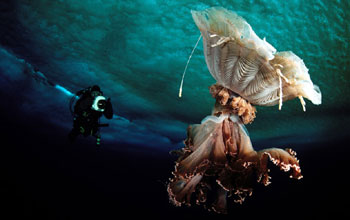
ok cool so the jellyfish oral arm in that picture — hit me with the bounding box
[168,84,302,213]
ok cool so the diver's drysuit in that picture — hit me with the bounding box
[68,85,113,145]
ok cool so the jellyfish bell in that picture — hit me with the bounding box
[191,7,321,111]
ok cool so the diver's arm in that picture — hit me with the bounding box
[76,87,91,96]
[104,98,113,119]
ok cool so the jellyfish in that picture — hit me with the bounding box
[168,7,321,213]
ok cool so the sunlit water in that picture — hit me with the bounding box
[0,0,349,149]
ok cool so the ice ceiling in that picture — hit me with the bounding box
[0,0,349,149]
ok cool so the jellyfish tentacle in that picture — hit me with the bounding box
[211,36,233,47]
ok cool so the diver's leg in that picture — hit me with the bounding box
[68,128,80,143]
[96,134,101,146]
[68,116,83,142]
[92,128,101,146]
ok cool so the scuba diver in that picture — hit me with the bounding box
[68,85,113,146]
